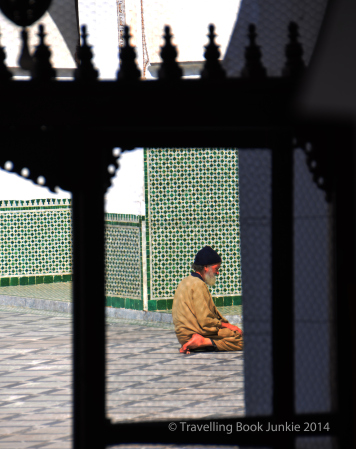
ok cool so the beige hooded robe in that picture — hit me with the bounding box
[172,274,243,351]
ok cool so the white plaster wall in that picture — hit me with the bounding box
[0,2,242,76]
[141,0,241,63]
[77,0,119,79]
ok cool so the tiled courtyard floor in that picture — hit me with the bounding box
[0,304,244,449]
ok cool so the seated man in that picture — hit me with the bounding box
[172,245,243,354]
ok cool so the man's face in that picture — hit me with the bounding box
[203,263,221,287]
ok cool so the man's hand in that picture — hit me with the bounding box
[221,322,243,335]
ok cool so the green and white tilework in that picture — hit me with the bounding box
[0,201,144,307]
[0,199,72,285]
[104,214,144,305]
[0,149,242,313]
[144,148,242,308]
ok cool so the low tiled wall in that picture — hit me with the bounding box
[0,199,72,281]
[105,213,145,310]
[0,199,150,310]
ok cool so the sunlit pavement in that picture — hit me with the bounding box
[0,303,244,449]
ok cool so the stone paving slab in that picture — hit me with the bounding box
[0,305,244,449]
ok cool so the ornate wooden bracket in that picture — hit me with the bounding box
[294,129,334,202]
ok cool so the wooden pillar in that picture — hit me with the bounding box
[72,151,106,449]
[333,125,356,449]
[271,137,294,448]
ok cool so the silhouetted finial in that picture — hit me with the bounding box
[283,22,305,77]
[74,25,99,81]
[31,24,56,81]
[18,28,33,70]
[201,24,226,80]
[158,26,182,80]
[241,24,266,79]
[117,25,141,81]
[0,29,12,81]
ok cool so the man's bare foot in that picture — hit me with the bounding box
[180,334,213,354]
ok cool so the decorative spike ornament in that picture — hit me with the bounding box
[241,24,266,79]
[0,29,12,81]
[117,25,141,81]
[158,26,182,80]
[201,24,226,80]
[74,25,99,81]
[18,28,33,70]
[31,24,56,81]
[283,22,305,77]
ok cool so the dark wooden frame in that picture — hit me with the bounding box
[0,76,354,449]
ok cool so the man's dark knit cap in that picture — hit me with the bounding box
[194,246,222,266]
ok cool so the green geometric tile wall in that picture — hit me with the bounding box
[104,214,143,300]
[0,199,72,280]
[0,200,143,301]
[144,148,242,303]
